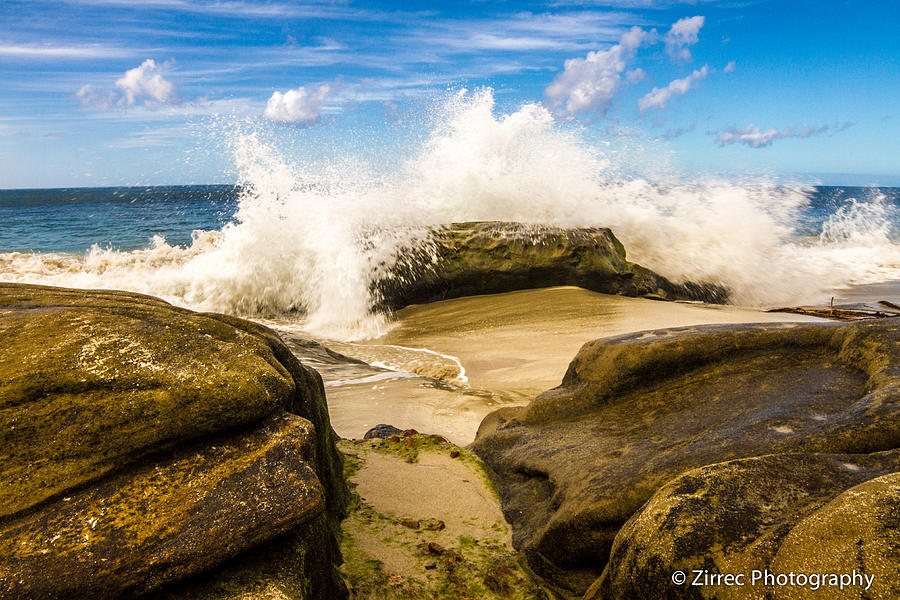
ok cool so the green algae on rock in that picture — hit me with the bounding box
[337,438,549,600]
[473,318,900,597]
[589,451,900,600]
[374,222,725,310]
[0,414,323,599]
[0,283,349,599]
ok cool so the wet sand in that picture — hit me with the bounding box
[298,287,824,445]
[338,437,544,598]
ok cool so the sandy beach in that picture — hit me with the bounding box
[306,287,825,444]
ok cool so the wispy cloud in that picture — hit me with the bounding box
[397,11,633,56]
[715,123,830,148]
[543,26,653,119]
[107,125,189,148]
[59,0,420,22]
[638,65,709,112]
[0,43,130,59]
[660,122,696,139]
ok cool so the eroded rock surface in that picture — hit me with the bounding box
[375,222,725,309]
[473,319,900,597]
[0,283,348,599]
[590,451,900,600]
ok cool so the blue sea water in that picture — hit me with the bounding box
[0,185,896,254]
[0,185,240,254]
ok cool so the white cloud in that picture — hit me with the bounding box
[76,84,116,110]
[638,65,709,112]
[0,43,129,59]
[115,59,177,107]
[263,82,337,125]
[626,68,647,83]
[715,123,829,148]
[724,60,736,73]
[664,15,704,61]
[543,26,652,119]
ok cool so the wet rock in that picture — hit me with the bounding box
[375,222,726,309]
[0,415,323,599]
[770,471,900,600]
[363,424,404,439]
[589,451,900,600]
[473,319,900,596]
[0,283,349,599]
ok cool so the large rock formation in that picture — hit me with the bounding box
[375,222,725,309]
[590,451,900,600]
[472,319,900,597]
[0,283,349,599]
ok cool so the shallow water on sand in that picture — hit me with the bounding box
[284,287,825,445]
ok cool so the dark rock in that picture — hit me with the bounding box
[473,319,900,596]
[424,562,438,570]
[0,283,349,599]
[363,424,404,439]
[420,518,446,531]
[450,451,461,459]
[427,542,446,555]
[589,451,900,599]
[403,428,419,436]
[374,222,726,310]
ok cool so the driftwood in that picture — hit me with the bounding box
[768,299,900,321]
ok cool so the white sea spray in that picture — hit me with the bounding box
[1,89,897,339]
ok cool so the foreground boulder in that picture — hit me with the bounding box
[375,222,725,309]
[591,451,900,599]
[0,283,348,599]
[473,319,900,597]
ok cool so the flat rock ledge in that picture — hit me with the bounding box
[374,222,726,310]
[0,283,349,600]
[472,318,900,598]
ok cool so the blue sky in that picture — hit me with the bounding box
[1,0,898,188]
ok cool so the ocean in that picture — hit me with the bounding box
[1,94,898,341]
[1,184,896,254]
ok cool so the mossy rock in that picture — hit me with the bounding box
[0,284,293,515]
[0,283,349,599]
[374,222,725,309]
[589,451,900,600]
[770,471,900,600]
[0,414,324,599]
[473,319,900,597]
